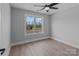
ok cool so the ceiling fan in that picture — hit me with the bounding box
[34,3,59,12]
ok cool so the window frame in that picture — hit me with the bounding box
[24,14,44,35]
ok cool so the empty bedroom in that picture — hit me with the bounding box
[0,3,79,56]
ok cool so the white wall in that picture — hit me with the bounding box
[0,4,1,49]
[51,5,79,48]
[0,3,11,56]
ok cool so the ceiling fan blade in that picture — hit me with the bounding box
[34,5,45,7]
[37,7,45,11]
[49,3,59,6]
[50,7,58,9]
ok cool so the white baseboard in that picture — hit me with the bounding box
[51,36,79,49]
[11,36,79,49]
[11,36,50,46]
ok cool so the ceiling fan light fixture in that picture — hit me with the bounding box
[46,10,49,12]
[44,7,50,10]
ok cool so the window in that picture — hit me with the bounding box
[25,16,43,34]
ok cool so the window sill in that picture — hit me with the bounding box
[24,32,44,36]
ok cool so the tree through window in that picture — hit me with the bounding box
[25,16,43,34]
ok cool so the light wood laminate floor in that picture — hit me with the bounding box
[10,38,79,56]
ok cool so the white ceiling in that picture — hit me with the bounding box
[11,3,79,15]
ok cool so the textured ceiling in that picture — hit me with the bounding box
[11,3,79,15]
